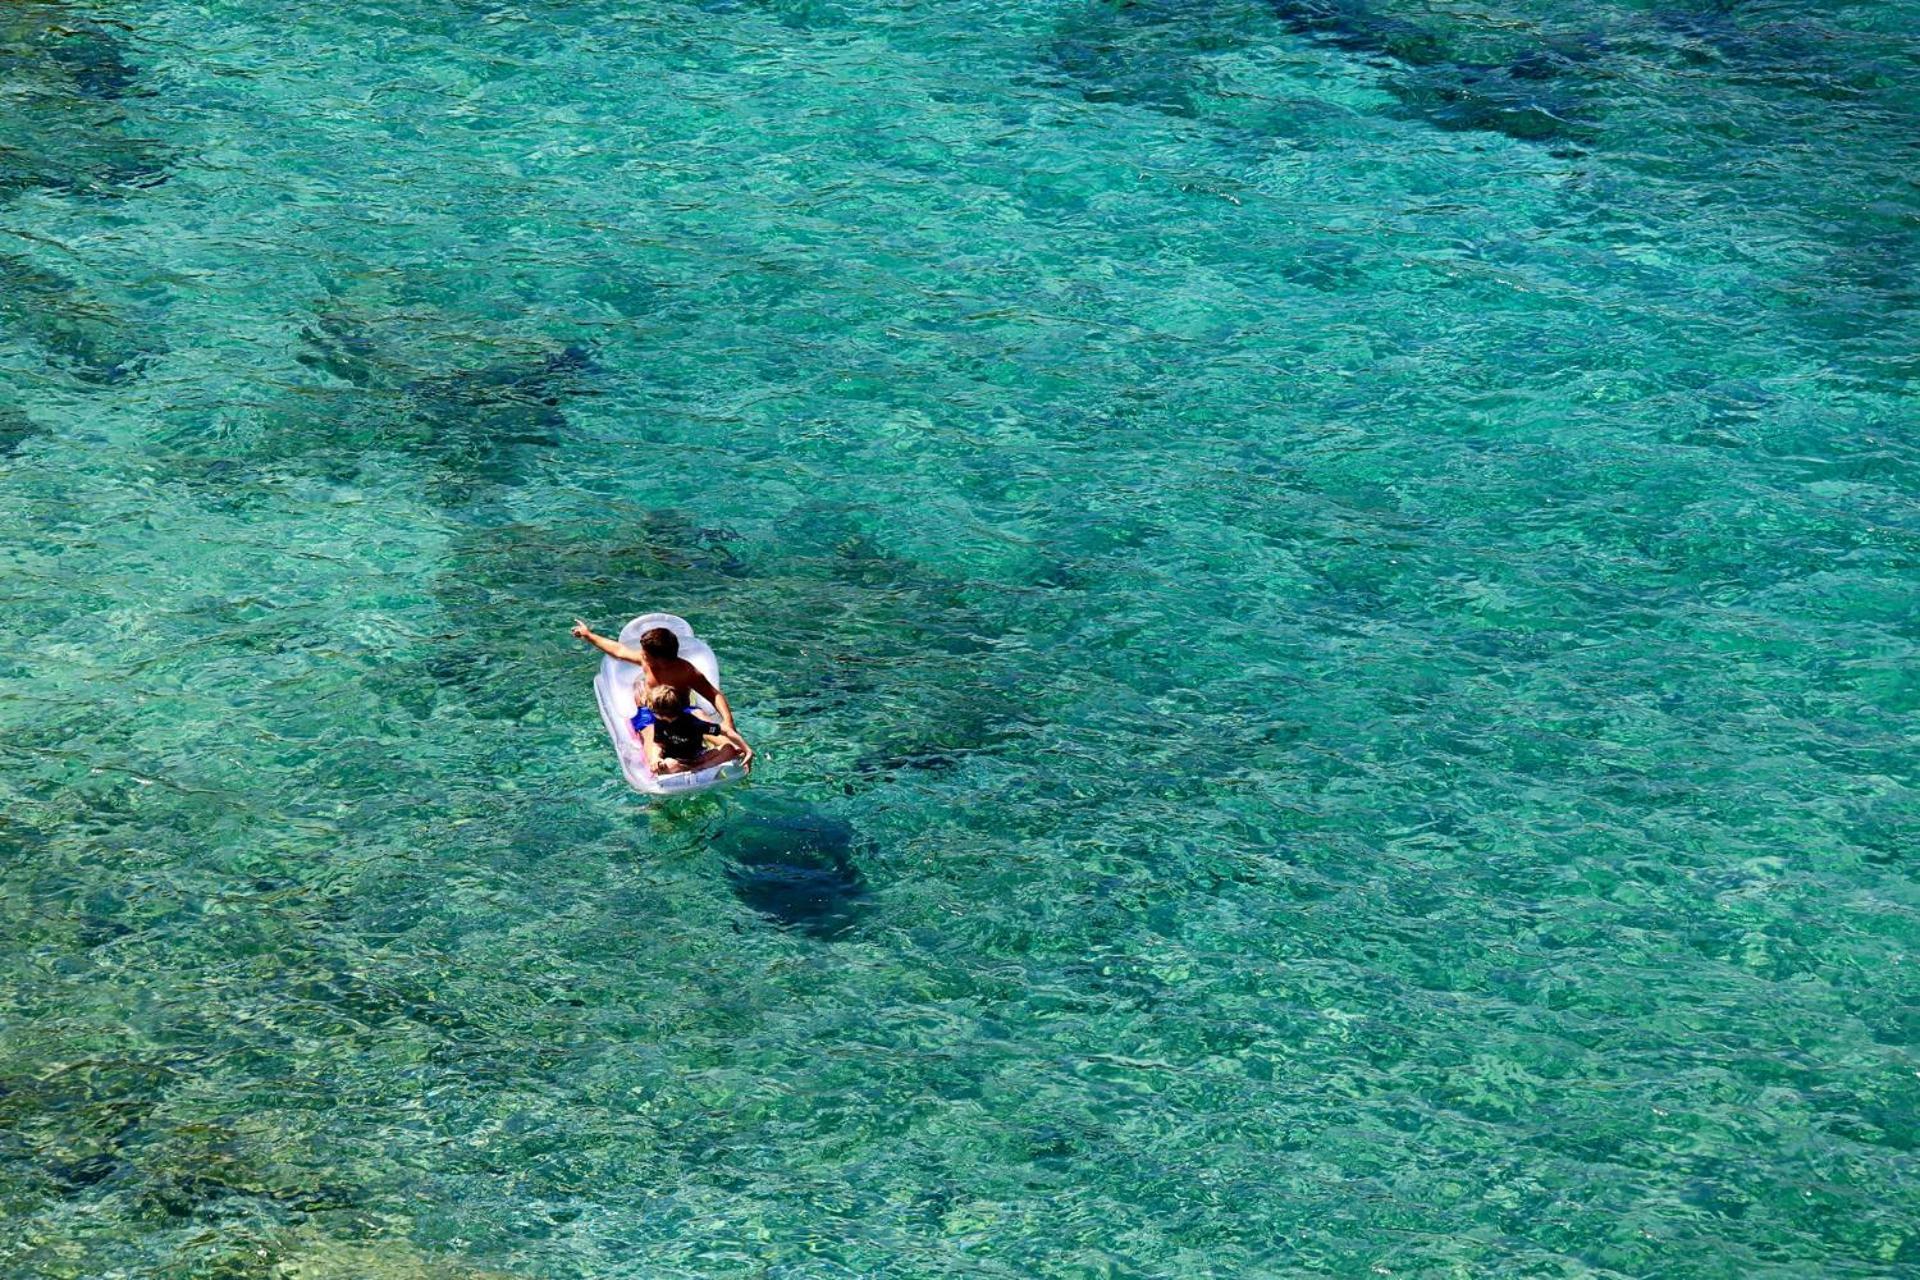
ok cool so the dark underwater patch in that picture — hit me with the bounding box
[108,1119,366,1221]
[0,404,37,457]
[0,9,170,200]
[1045,0,1232,117]
[715,807,868,939]
[1277,238,1369,292]
[1267,0,1444,65]
[849,672,1032,785]
[1044,0,1601,145]
[1386,51,1599,144]
[289,311,598,504]
[287,964,474,1035]
[41,24,141,101]
[292,310,385,389]
[0,1056,168,1210]
[0,9,141,101]
[636,509,750,579]
[1644,2,1843,78]
[46,1151,128,1191]
[1789,225,1920,388]
[405,342,595,498]
[686,510,1051,796]
[1268,0,1604,145]
[0,253,163,386]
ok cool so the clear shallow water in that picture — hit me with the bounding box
[0,0,1915,1274]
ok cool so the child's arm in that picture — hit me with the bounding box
[640,723,663,772]
[697,723,754,773]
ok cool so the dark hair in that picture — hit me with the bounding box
[639,627,678,659]
[645,683,688,716]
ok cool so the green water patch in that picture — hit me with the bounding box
[1041,0,1605,145]
[1,0,1916,1273]
[0,252,163,387]
[288,308,597,505]
[0,401,37,456]
[0,6,141,102]
[1046,0,1269,118]
[0,5,171,200]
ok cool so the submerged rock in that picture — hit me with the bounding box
[41,25,140,101]
[1042,0,1601,145]
[1268,0,1446,65]
[404,342,595,490]
[291,311,597,503]
[0,8,170,200]
[1268,0,1603,144]
[0,405,36,457]
[1388,51,1600,144]
[0,254,163,385]
[427,513,723,720]
[715,807,867,939]
[1046,0,1223,117]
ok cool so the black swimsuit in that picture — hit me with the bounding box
[651,711,717,763]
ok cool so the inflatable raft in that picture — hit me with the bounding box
[593,613,746,796]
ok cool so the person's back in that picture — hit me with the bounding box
[639,652,705,700]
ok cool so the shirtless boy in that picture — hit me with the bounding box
[571,619,754,773]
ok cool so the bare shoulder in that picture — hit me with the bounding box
[672,656,717,694]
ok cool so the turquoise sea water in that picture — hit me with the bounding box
[2,0,1916,1274]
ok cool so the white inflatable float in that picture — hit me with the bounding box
[593,613,747,796]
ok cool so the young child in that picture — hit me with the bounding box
[636,683,744,775]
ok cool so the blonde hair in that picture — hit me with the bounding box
[644,683,688,716]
